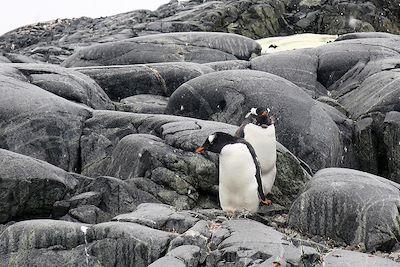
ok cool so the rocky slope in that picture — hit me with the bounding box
[1,0,400,266]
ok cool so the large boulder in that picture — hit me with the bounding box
[167,69,347,172]
[62,32,261,67]
[251,48,326,97]
[0,68,92,171]
[0,149,79,223]
[75,62,213,100]
[317,37,400,88]
[288,168,400,252]
[0,63,114,109]
[207,219,321,266]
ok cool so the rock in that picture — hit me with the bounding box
[204,60,251,71]
[88,221,177,266]
[0,72,92,171]
[62,32,261,67]
[322,249,400,267]
[317,38,400,88]
[149,0,287,39]
[288,168,400,252]
[0,149,79,223]
[273,143,312,207]
[207,219,321,266]
[167,69,346,172]
[286,1,399,35]
[0,219,90,266]
[67,205,111,224]
[117,94,168,114]
[383,112,400,183]
[149,245,202,267]
[113,203,201,234]
[84,176,160,217]
[251,48,327,97]
[336,32,400,41]
[75,62,213,100]
[0,218,177,267]
[0,54,11,63]
[1,63,114,110]
[168,220,210,265]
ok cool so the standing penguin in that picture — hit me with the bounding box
[236,107,277,204]
[195,132,267,213]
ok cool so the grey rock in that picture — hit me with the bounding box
[336,32,400,41]
[67,191,103,208]
[88,221,177,266]
[1,63,114,110]
[251,48,327,97]
[317,38,400,88]
[113,203,201,234]
[353,113,387,177]
[207,219,321,266]
[85,176,160,217]
[168,220,210,264]
[148,256,186,267]
[0,219,86,254]
[383,111,400,183]
[0,72,92,171]
[62,32,261,67]
[288,168,400,252]
[167,69,346,172]
[204,60,251,71]
[323,249,400,267]
[68,205,111,224]
[118,94,168,114]
[0,149,79,223]
[330,58,400,120]
[0,54,11,63]
[75,62,214,100]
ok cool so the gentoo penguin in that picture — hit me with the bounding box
[195,132,267,213]
[236,107,277,204]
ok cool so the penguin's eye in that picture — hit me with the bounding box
[208,134,216,143]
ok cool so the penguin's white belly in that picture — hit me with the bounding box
[244,124,277,194]
[218,143,259,212]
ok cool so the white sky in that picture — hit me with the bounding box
[0,0,170,35]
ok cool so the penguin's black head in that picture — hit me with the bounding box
[247,107,274,127]
[195,132,239,154]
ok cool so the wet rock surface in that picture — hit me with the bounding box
[1,1,400,266]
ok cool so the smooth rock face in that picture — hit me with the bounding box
[0,72,92,171]
[75,62,214,100]
[288,168,400,252]
[251,49,326,97]
[167,69,346,172]
[0,63,114,110]
[62,32,261,67]
[317,38,400,88]
[0,149,78,223]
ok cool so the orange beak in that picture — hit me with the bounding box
[261,111,268,117]
[195,146,205,153]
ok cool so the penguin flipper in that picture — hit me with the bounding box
[235,116,254,138]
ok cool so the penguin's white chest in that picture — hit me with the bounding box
[243,124,277,193]
[218,143,259,212]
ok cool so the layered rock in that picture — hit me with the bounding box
[289,168,400,252]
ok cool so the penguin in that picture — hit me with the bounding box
[195,132,267,213]
[235,107,277,204]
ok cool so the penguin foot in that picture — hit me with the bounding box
[261,199,272,205]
